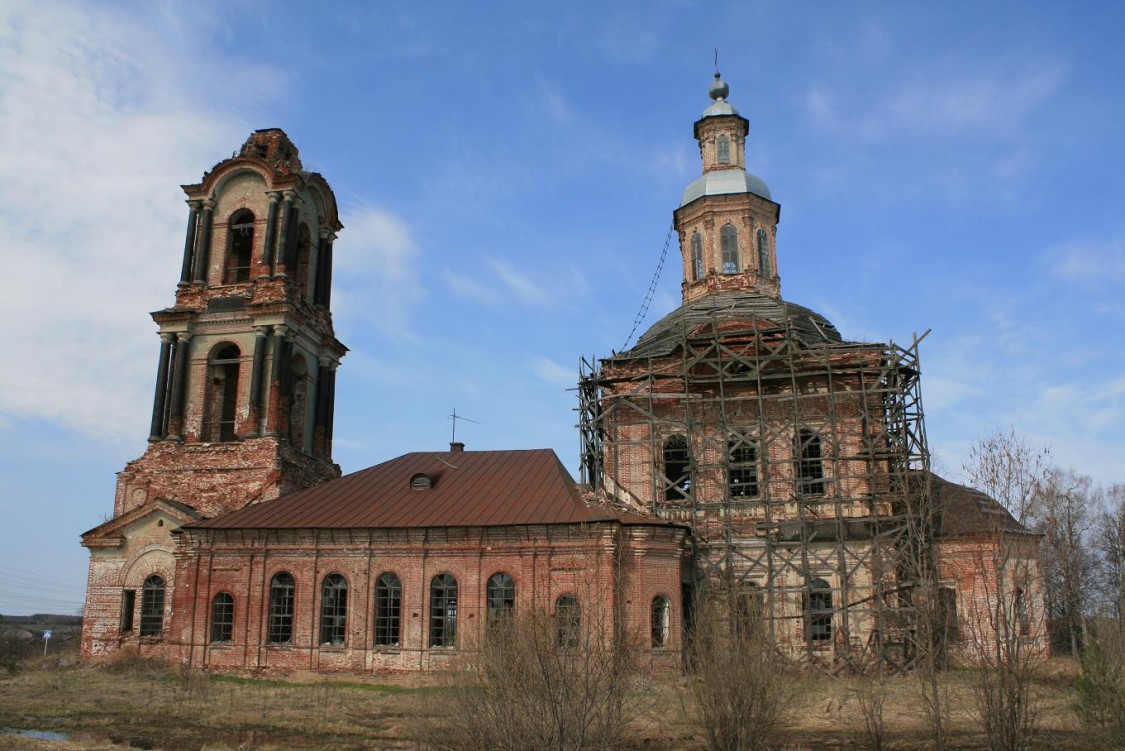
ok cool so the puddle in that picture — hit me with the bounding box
[1,727,71,740]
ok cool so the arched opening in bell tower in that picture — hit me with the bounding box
[204,344,241,442]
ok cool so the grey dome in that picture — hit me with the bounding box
[681,167,772,206]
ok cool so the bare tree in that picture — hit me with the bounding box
[1094,484,1125,620]
[1036,468,1097,654]
[681,583,795,751]
[962,430,1050,751]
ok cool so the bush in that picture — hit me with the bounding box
[1076,627,1125,744]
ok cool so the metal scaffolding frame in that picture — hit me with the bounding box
[578,305,934,673]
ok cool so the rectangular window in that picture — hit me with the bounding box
[120,590,136,633]
[727,435,759,498]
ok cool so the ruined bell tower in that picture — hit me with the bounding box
[81,130,346,657]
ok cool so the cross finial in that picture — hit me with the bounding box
[714,48,719,77]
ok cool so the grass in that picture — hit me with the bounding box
[0,642,1104,750]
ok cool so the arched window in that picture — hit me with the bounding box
[651,595,670,648]
[721,224,739,274]
[288,352,310,451]
[430,573,458,647]
[204,344,240,443]
[757,228,770,277]
[320,573,348,646]
[294,224,313,300]
[210,592,234,644]
[224,209,255,284]
[795,429,825,495]
[728,434,759,498]
[486,572,515,627]
[374,572,402,647]
[690,232,704,281]
[663,435,691,501]
[555,594,580,648]
[716,134,731,165]
[268,572,295,645]
[139,574,165,637]
[806,578,832,643]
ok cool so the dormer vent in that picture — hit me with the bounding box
[410,472,433,490]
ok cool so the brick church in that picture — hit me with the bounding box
[80,75,1045,673]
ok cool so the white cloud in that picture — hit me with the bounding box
[0,2,254,445]
[487,258,551,305]
[530,356,575,388]
[333,204,425,339]
[1050,239,1125,285]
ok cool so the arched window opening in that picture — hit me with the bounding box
[204,344,241,443]
[210,592,234,644]
[430,573,458,647]
[374,572,402,647]
[224,210,255,284]
[555,594,580,649]
[690,232,704,281]
[716,133,731,165]
[288,352,310,451]
[806,578,832,643]
[728,434,759,498]
[795,429,825,495]
[294,224,313,300]
[651,595,670,648]
[663,435,691,501]
[268,572,295,645]
[319,573,348,646]
[757,228,770,278]
[139,575,165,637]
[486,572,515,628]
[721,224,739,274]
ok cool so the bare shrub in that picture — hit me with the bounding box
[854,679,888,751]
[420,609,640,751]
[1076,623,1125,744]
[0,627,34,674]
[681,587,794,751]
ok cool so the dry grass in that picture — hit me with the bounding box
[0,643,1101,750]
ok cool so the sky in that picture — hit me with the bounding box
[1,1,1123,615]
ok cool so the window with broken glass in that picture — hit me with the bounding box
[210,592,234,644]
[374,572,402,647]
[268,572,295,645]
[430,573,458,647]
[727,434,760,498]
[139,575,165,637]
[320,573,348,646]
[795,429,825,495]
[486,572,515,628]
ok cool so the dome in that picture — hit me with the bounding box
[701,100,739,118]
[616,291,844,361]
[680,167,772,207]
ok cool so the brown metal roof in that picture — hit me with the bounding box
[930,473,1031,537]
[189,449,671,531]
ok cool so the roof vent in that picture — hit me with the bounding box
[410,473,433,490]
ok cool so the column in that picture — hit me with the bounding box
[247,327,269,437]
[192,199,215,284]
[148,333,174,441]
[324,363,337,458]
[273,191,294,276]
[178,202,200,286]
[261,193,280,275]
[264,324,288,436]
[167,332,192,441]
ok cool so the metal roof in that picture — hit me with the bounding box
[680,167,772,206]
[187,449,670,531]
[613,291,844,361]
[931,473,1031,537]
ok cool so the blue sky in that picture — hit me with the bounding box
[1,1,1123,615]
